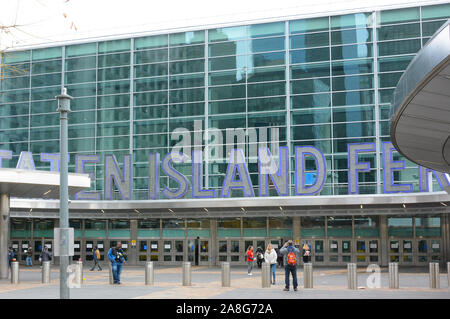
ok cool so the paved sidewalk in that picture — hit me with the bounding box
[0,265,448,299]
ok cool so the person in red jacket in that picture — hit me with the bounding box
[246,246,254,276]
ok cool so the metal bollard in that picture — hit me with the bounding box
[429,262,440,289]
[261,262,271,288]
[42,261,51,283]
[182,262,191,286]
[72,260,83,286]
[347,263,357,290]
[303,263,313,288]
[145,262,154,285]
[221,262,230,287]
[447,262,450,288]
[108,263,114,285]
[11,261,19,284]
[389,262,399,289]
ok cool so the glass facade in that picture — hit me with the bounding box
[1,3,450,201]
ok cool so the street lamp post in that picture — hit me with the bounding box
[56,87,72,299]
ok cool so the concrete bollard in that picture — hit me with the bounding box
[221,262,230,287]
[447,262,450,288]
[42,261,51,283]
[347,263,357,290]
[389,262,399,289]
[145,261,154,285]
[429,262,440,289]
[303,263,313,288]
[11,261,19,284]
[74,260,83,286]
[261,262,270,288]
[108,263,114,285]
[182,262,191,286]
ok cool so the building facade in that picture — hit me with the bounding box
[1,2,450,266]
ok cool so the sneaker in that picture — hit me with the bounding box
[283,288,289,291]
[294,288,298,291]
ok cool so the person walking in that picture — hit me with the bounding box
[107,242,125,284]
[26,248,33,267]
[90,246,102,271]
[302,243,311,264]
[245,245,254,276]
[264,244,278,285]
[280,240,300,291]
[276,247,283,268]
[39,247,52,269]
[8,247,14,268]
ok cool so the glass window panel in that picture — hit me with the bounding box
[209,56,245,71]
[300,216,325,237]
[422,20,448,37]
[331,43,373,60]
[97,66,130,81]
[380,7,419,25]
[247,112,285,127]
[378,55,413,72]
[290,17,329,34]
[96,136,129,150]
[65,56,96,71]
[135,35,168,50]
[98,39,130,53]
[169,102,204,117]
[31,86,61,100]
[248,37,284,53]
[332,105,374,122]
[379,72,402,88]
[66,43,97,57]
[209,26,246,42]
[291,108,331,125]
[332,59,373,76]
[98,52,130,67]
[290,32,329,49]
[134,91,168,106]
[32,60,62,74]
[170,59,204,74]
[2,62,30,77]
[291,62,330,79]
[415,215,441,237]
[98,94,129,108]
[247,96,285,112]
[209,84,245,100]
[2,51,30,64]
[97,121,129,136]
[248,81,285,97]
[209,70,246,86]
[292,124,331,140]
[209,40,246,57]
[378,23,420,41]
[2,76,30,90]
[134,118,167,134]
[290,47,329,64]
[133,105,167,120]
[134,76,168,92]
[97,108,129,122]
[331,13,373,30]
[97,80,129,95]
[291,93,331,109]
[170,87,204,103]
[65,70,96,84]
[333,122,375,138]
[332,74,373,91]
[333,90,374,106]
[134,48,168,64]
[0,103,29,116]
[209,99,246,115]
[388,216,413,237]
[169,30,204,46]
[209,114,246,129]
[422,3,450,20]
[291,78,330,94]
[248,51,285,68]
[331,28,372,45]
[32,47,62,60]
[134,62,168,78]
[170,73,204,89]
[169,45,204,60]
[378,39,421,56]
[0,89,29,103]
[248,22,284,38]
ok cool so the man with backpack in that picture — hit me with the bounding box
[107,242,126,284]
[280,240,300,291]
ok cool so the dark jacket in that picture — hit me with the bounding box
[107,247,125,264]
[40,249,52,261]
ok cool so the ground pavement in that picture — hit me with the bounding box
[0,264,448,299]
